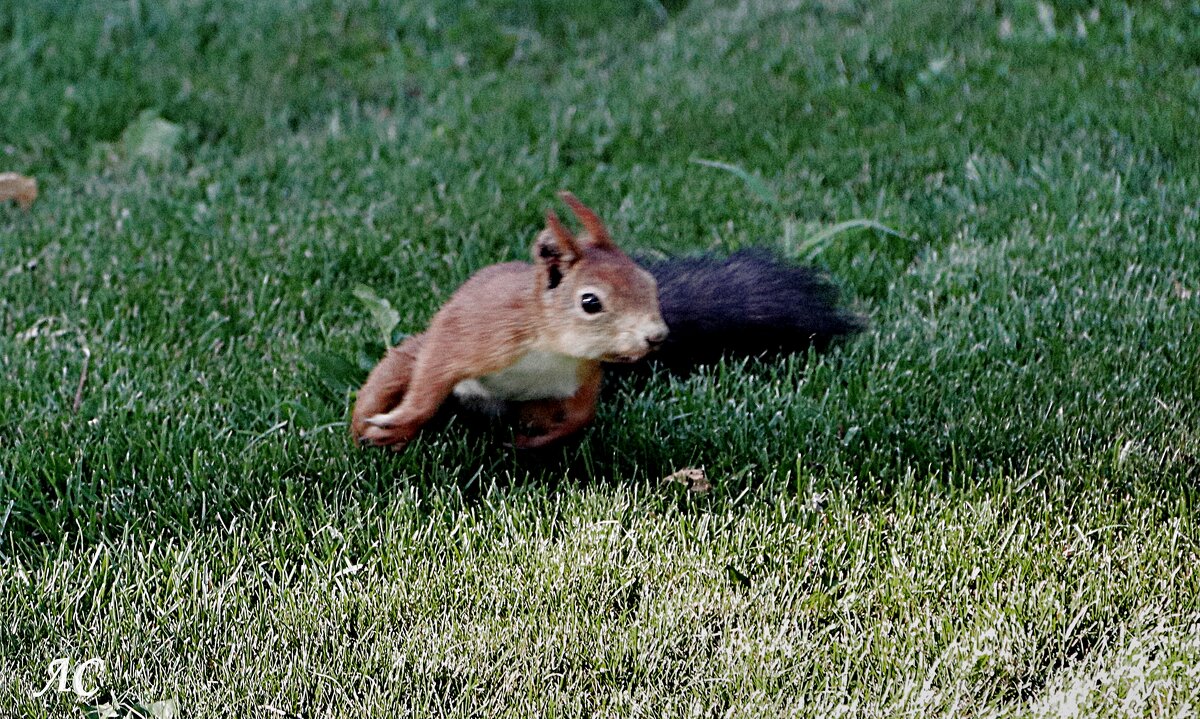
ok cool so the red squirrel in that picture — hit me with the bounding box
[352,192,668,450]
[352,191,864,451]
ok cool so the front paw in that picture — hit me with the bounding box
[358,423,411,451]
[364,413,396,429]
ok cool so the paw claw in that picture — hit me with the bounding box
[357,423,410,451]
[365,414,394,429]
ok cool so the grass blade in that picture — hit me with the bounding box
[690,158,780,208]
[796,218,909,259]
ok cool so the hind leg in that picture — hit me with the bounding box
[512,362,602,449]
[351,334,425,442]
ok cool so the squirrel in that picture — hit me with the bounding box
[353,192,669,450]
[351,191,862,451]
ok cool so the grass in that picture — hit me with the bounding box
[2,0,1199,715]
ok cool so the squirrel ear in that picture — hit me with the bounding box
[532,209,580,290]
[558,191,614,250]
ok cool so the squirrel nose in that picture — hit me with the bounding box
[646,328,668,349]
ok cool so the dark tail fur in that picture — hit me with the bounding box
[640,249,864,367]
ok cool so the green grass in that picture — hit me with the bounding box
[2,0,1199,715]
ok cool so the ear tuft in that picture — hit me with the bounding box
[558,191,613,249]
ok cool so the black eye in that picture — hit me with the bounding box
[580,292,604,314]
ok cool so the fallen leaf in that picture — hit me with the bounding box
[1173,281,1195,300]
[148,696,181,719]
[663,467,711,494]
[83,703,119,719]
[352,285,402,346]
[0,172,37,209]
[120,109,183,164]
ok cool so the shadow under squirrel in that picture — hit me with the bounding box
[352,191,862,451]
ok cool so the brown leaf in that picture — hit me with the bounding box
[662,467,711,494]
[0,172,37,210]
[1173,281,1195,300]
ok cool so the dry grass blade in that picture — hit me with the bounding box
[662,467,711,494]
[0,172,37,209]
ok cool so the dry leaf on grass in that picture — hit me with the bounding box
[0,172,37,209]
[1173,281,1195,300]
[662,467,711,494]
[120,110,182,164]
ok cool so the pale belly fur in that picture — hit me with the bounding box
[452,350,583,415]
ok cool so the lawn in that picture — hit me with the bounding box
[2,0,1199,716]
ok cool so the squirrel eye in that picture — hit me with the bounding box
[580,292,604,314]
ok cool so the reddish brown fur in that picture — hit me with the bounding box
[351,334,426,434]
[352,192,667,451]
[512,361,603,449]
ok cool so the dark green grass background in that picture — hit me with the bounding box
[2,0,1199,715]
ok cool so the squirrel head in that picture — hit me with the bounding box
[531,192,668,362]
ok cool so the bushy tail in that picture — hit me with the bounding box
[641,249,864,367]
